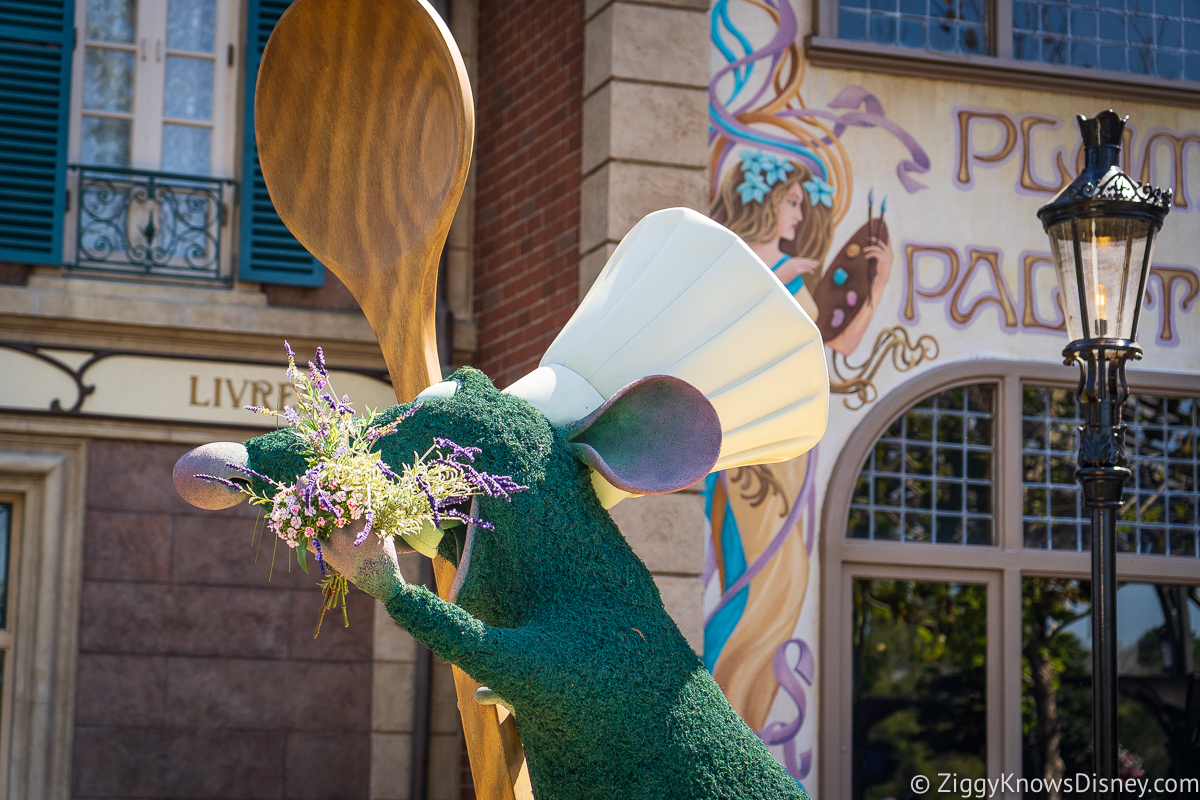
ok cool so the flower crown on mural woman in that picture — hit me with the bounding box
[710,150,893,356]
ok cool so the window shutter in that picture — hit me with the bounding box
[0,0,74,265]
[237,0,324,287]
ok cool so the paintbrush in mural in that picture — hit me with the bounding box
[813,191,890,343]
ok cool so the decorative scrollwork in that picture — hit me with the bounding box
[829,325,940,410]
[727,465,790,517]
[70,165,234,282]
[1064,171,1174,209]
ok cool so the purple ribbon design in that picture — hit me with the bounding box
[709,0,931,195]
[757,638,816,780]
[781,86,932,193]
[704,447,818,626]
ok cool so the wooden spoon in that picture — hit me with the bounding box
[255,0,470,401]
[255,2,529,798]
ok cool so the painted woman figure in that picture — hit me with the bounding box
[710,151,893,355]
[703,151,892,773]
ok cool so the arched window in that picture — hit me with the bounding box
[821,363,1200,800]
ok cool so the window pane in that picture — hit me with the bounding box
[839,0,991,53]
[853,579,987,800]
[167,0,217,52]
[1022,388,1200,557]
[161,124,212,175]
[84,48,135,113]
[0,503,9,629]
[1022,578,1200,787]
[86,0,137,44]
[848,384,995,544]
[164,56,214,121]
[1014,0,1197,79]
[81,116,132,167]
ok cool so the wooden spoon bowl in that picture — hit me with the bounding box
[255,0,473,400]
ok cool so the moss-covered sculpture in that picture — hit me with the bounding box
[234,367,809,800]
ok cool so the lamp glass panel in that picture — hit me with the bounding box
[1049,217,1152,341]
[1047,221,1086,340]
[1074,216,1151,340]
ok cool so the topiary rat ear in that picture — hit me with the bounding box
[561,375,721,503]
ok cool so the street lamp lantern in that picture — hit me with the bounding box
[1036,111,1172,799]
[1038,110,1173,345]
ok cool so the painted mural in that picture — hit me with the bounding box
[704,0,937,791]
[704,0,1200,794]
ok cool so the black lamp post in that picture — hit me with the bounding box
[1037,110,1172,795]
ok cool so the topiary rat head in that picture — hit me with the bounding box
[174,366,721,628]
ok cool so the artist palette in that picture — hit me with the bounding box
[813,220,889,343]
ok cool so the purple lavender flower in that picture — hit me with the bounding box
[364,404,422,445]
[226,461,274,484]
[284,340,296,361]
[415,475,441,525]
[376,460,402,481]
[440,507,495,531]
[194,473,240,488]
[312,537,327,576]
[355,509,374,546]
[283,405,300,426]
[301,465,322,515]
[315,347,327,376]
[309,362,327,390]
[320,393,353,416]
[434,437,482,462]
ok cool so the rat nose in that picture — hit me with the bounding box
[173,442,251,509]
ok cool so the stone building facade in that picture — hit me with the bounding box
[3,0,1200,799]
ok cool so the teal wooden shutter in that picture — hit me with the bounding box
[0,0,74,265]
[237,0,324,286]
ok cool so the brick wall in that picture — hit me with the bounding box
[471,0,585,389]
[72,440,374,800]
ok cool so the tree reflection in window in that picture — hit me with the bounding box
[1022,578,1200,797]
[852,578,987,800]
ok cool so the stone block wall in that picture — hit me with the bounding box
[580,0,711,296]
[72,440,374,800]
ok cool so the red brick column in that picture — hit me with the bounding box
[472,0,585,389]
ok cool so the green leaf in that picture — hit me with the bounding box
[297,540,309,573]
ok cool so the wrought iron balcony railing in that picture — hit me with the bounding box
[67,165,236,282]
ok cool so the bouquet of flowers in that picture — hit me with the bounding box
[197,343,524,635]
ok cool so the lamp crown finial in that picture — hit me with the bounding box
[1077,110,1127,169]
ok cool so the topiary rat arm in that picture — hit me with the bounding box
[313,507,530,695]
[384,584,531,692]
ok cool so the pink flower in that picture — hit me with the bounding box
[304,527,315,537]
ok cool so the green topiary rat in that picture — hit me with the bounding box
[176,366,810,800]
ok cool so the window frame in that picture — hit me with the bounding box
[64,0,243,276]
[0,494,17,798]
[0,438,87,800]
[67,0,241,176]
[820,360,1200,798]
[809,0,1200,108]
